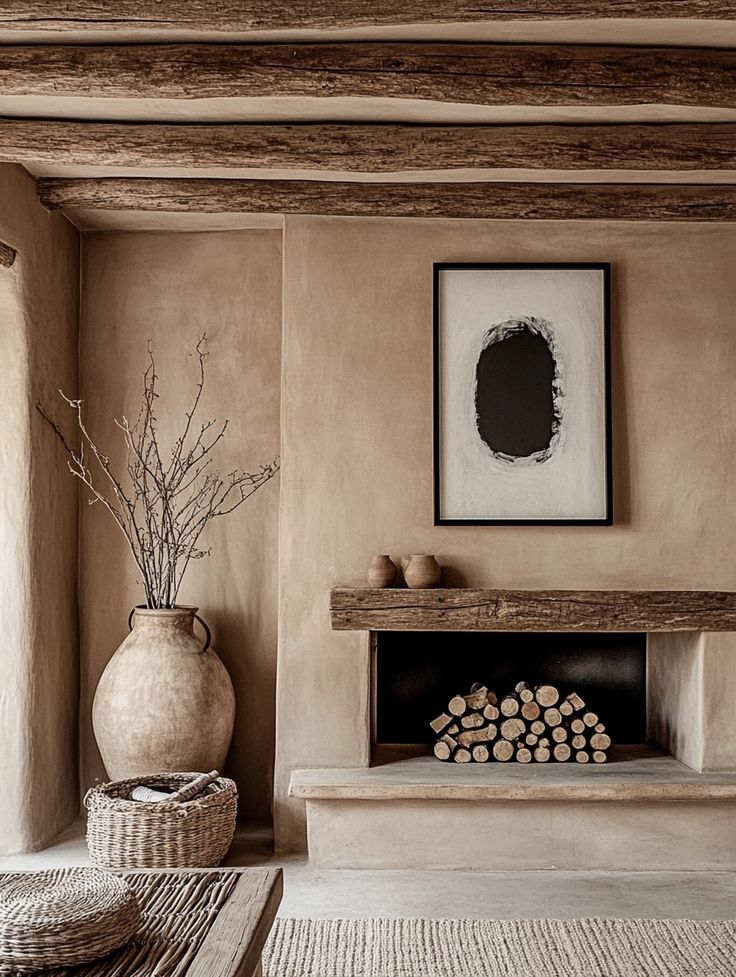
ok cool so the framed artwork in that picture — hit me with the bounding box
[433,262,612,525]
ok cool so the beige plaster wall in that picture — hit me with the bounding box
[648,632,704,771]
[276,216,736,850]
[0,163,79,853]
[79,229,282,818]
[649,631,736,773]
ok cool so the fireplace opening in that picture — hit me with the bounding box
[373,631,646,752]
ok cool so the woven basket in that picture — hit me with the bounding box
[0,867,140,972]
[85,773,238,869]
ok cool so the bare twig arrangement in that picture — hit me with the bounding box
[37,336,279,608]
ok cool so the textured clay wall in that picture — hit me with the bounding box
[79,230,281,818]
[0,163,79,853]
[276,216,736,850]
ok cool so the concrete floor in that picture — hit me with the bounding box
[2,820,735,920]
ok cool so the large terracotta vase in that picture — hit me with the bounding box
[92,606,235,780]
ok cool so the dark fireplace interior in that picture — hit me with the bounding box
[374,631,647,749]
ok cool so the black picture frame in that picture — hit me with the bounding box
[433,261,612,526]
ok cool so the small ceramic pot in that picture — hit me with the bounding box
[403,554,441,589]
[367,554,398,589]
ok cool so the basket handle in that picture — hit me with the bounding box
[128,607,211,653]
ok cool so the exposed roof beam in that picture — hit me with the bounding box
[36,178,736,220]
[4,121,736,171]
[1,2,733,32]
[1,43,734,107]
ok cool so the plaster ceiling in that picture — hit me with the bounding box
[2,19,736,44]
[3,97,736,125]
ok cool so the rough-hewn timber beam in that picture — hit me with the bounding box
[0,2,732,31]
[36,178,736,221]
[330,588,736,632]
[5,121,736,171]
[1,43,734,107]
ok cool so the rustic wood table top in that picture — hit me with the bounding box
[2,867,283,977]
[174,867,282,977]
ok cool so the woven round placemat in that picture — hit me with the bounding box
[0,867,140,972]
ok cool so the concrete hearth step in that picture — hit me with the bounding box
[290,748,736,871]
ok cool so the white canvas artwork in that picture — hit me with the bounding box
[434,264,611,524]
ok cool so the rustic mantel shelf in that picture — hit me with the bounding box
[330,588,736,632]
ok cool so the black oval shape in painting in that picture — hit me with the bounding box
[475,320,558,462]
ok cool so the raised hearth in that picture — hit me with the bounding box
[290,748,736,870]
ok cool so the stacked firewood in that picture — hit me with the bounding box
[430,681,611,763]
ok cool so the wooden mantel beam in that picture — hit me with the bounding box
[330,588,736,632]
[0,2,732,32]
[6,121,736,171]
[1,43,735,107]
[36,178,736,221]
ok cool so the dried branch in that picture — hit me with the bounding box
[37,336,279,608]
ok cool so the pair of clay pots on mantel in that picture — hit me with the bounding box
[367,554,441,589]
[92,606,235,780]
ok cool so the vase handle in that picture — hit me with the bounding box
[127,607,211,652]
[194,613,212,653]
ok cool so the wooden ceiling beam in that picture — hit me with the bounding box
[0,2,732,32]
[36,178,736,221]
[1,43,734,107]
[5,121,736,171]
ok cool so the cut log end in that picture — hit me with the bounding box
[521,701,541,721]
[500,717,526,742]
[448,695,467,717]
[430,712,452,734]
[590,732,612,751]
[434,741,451,761]
[493,740,514,762]
[500,696,520,717]
[543,707,562,727]
[553,743,571,762]
[535,684,559,708]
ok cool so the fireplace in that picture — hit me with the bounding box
[373,630,646,756]
[288,588,736,870]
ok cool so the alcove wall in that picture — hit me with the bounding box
[0,162,79,853]
[78,229,282,819]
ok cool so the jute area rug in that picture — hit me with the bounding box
[263,917,736,977]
